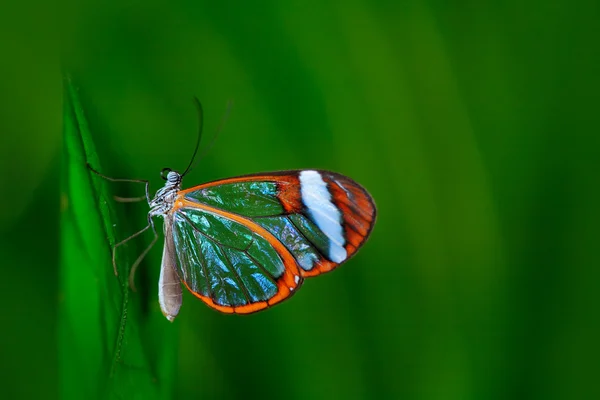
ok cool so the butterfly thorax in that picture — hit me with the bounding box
[149,171,182,218]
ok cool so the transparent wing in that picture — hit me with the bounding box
[172,170,376,313]
[171,207,302,314]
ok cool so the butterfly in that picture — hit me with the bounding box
[91,99,376,321]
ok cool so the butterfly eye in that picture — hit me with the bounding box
[161,168,172,180]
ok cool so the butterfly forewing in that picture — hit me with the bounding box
[171,170,376,313]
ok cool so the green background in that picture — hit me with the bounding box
[1,0,599,399]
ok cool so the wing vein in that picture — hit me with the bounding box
[197,238,213,300]
[243,240,280,284]
[179,212,250,252]
[175,213,213,299]
[217,243,252,304]
[286,215,330,262]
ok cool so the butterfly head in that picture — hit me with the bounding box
[161,168,182,185]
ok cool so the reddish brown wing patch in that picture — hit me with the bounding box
[275,176,303,213]
[323,173,376,259]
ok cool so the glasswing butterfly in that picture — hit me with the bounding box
[90,99,376,321]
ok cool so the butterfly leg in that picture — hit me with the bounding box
[111,223,152,276]
[87,163,151,203]
[128,216,159,292]
[113,195,147,203]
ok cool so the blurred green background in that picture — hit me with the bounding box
[1,0,599,399]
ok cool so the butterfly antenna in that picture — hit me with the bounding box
[182,98,233,177]
[181,97,204,177]
[197,99,233,161]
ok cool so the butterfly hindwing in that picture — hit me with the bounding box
[171,170,376,313]
[171,206,302,313]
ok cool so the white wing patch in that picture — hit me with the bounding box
[299,171,347,263]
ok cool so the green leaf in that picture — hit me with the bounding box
[59,76,177,399]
